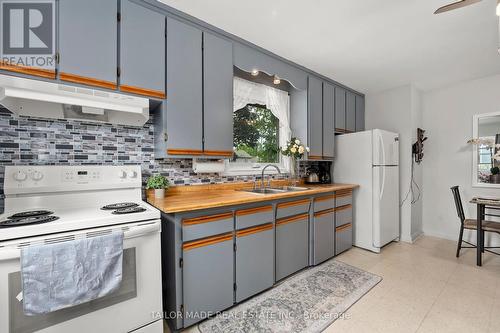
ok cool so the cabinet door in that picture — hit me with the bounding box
[120,0,165,99]
[313,209,335,265]
[203,32,234,157]
[307,76,323,159]
[235,224,274,302]
[355,95,365,132]
[182,233,234,327]
[334,86,346,133]
[59,0,117,89]
[276,214,309,281]
[346,91,356,132]
[335,223,353,255]
[166,17,203,155]
[322,83,335,159]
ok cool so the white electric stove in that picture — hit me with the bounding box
[0,165,163,333]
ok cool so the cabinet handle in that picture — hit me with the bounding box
[276,213,309,226]
[315,195,335,203]
[335,204,352,212]
[236,205,273,217]
[277,199,311,209]
[314,208,335,217]
[336,223,352,232]
[182,232,233,251]
[236,223,273,238]
[183,212,233,226]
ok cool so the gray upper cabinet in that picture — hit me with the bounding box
[334,87,346,133]
[120,0,165,99]
[165,17,203,155]
[59,0,117,89]
[203,32,234,157]
[346,91,356,132]
[322,83,335,159]
[308,76,323,159]
[355,95,365,132]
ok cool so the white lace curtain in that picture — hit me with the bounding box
[233,77,291,169]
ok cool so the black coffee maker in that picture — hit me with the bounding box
[318,163,331,184]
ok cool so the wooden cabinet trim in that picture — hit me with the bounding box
[236,205,273,217]
[315,195,335,203]
[120,84,166,99]
[336,223,352,232]
[203,150,234,157]
[314,208,335,218]
[277,199,311,209]
[182,232,233,251]
[60,72,117,90]
[336,189,352,197]
[307,155,323,160]
[236,223,273,238]
[335,128,346,133]
[335,204,352,212]
[167,149,204,156]
[183,212,233,226]
[0,61,56,79]
[276,213,309,226]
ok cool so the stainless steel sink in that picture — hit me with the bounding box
[272,186,310,192]
[241,188,287,194]
[240,186,310,194]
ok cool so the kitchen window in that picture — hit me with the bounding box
[225,77,291,176]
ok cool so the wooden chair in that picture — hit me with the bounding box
[451,186,500,258]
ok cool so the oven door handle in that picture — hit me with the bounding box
[0,220,161,261]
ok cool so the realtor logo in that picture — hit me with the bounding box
[0,0,55,68]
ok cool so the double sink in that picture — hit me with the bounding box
[241,186,310,194]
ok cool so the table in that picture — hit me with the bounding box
[470,197,500,266]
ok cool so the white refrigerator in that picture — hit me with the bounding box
[334,129,400,253]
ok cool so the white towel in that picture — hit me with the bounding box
[20,232,123,315]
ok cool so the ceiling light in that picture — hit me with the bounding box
[273,76,281,85]
[497,0,500,16]
[251,69,259,76]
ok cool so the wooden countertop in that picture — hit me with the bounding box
[146,182,358,214]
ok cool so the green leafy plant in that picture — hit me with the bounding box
[491,167,500,175]
[146,174,170,190]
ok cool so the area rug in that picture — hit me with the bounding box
[198,259,381,333]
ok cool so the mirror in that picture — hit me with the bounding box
[472,112,500,187]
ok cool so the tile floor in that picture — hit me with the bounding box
[178,236,500,333]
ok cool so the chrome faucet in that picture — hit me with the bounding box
[261,164,281,189]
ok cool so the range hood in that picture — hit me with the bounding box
[0,74,150,126]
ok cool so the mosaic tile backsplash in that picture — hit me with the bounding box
[0,106,322,211]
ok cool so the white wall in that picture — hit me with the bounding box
[422,74,500,246]
[365,84,423,242]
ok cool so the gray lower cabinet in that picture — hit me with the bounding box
[355,95,365,132]
[235,223,274,302]
[165,17,203,155]
[203,32,234,157]
[307,76,323,159]
[322,83,335,159]
[182,232,234,327]
[346,91,356,133]
[313,208,335,265]
[59,0,117,88]
[335,223,353,255]
[335,86,346,133]
[119,0,165,98]
[275,213,309,281]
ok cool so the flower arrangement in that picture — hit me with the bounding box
[467,138,500,162]
[281,137,310,159]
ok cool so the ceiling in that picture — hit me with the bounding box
[157,0,500,94]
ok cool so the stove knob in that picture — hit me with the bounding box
[30,170,43,181]
[118,170,127,179]
[13,170,27,182]
[127,170,137,178]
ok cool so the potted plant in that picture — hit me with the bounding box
[281,137,309,183]
[491,167,500,184]
[146,174,170,198]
